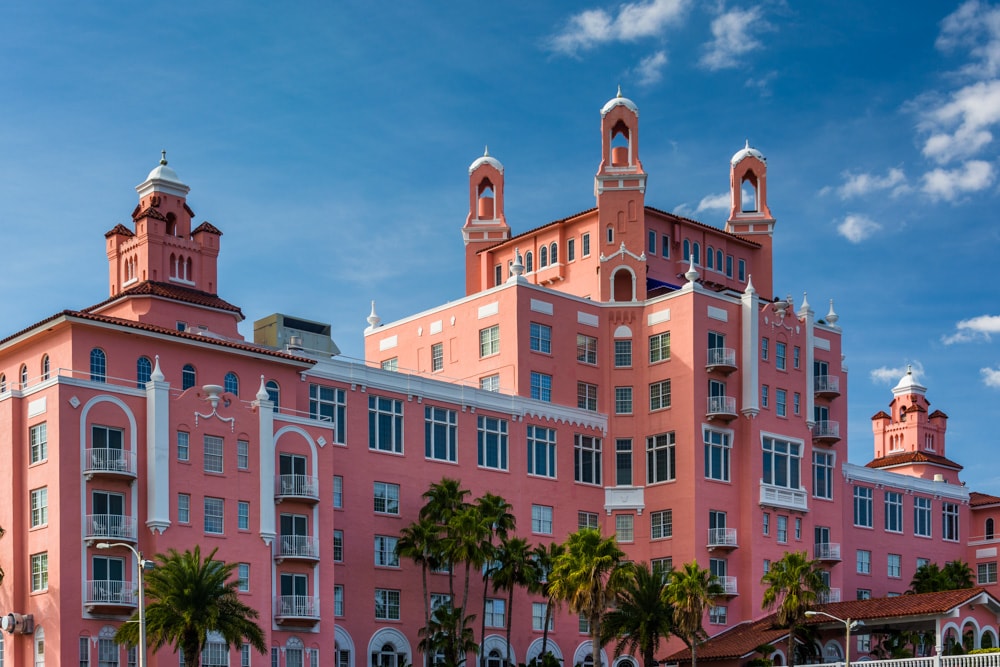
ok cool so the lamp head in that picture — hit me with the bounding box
[805,611,818,617]
[96,542,110,550]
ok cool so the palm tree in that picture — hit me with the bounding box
[601,562,674,667]
[548,529,630,667]
[665,561,722,667]
[760,551,828,662]
[448,504,490,616]
[115,546,265,667]
[475,493,516,667]
[492,537,537,667]
[421,478,471,597]
[398,517,442,639]
[942,560,974,589]
[419,604,479,667]
[909,560,974,593]
[530,541,565,659]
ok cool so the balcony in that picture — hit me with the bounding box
[814,375,840,398]
[275,535,320,563]
[707,527,738,550]
[84,514,137,543]
[275,475,320,504]
[811,420,841,444]
[814,542,841,561]
[706,347,738,374]
[83,448,137,480]
[706,395,737,421]
[759,483,809,511]
[817,588,841,604]
[713,575,738,596]
[84,579,136,613]
[275,595,320,625]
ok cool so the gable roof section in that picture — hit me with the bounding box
[85,280,244,318]
[865,450,963,471]
[970,491,1000,507]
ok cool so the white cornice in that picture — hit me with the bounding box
[842,462,970,501]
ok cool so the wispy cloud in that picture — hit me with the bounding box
[922,159,995,201]
[871,361,925,385]
[920,80,1000,164]
[836,214,881,243]
[835,168,908,199]
[942,314,1000,344]
[936,0,1000,79]
[548,0,688,55]
[696,192,730,212]
[635,51,668,85]
[700,7,769,70]
[982,367,1000,387]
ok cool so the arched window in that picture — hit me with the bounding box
[539,246,548,268]
[987,518,995,541]
[34,627,45,667]
[693,242,701,265]
[266,380,280,412]
[166,212,177,236]
[41,355,50,381]
[606,226,614,244]
[285,637,304,667]
[0,374,6,393]
[19,364,28,389]
[717,249,724,270]
[550,242,558,264]
[375,643,401,667]
[336,642,351,667]
[225,372,239,396]
[486,649,504,667]
[90,349,107,383]
[181,364,197,390]
[683,239,691,261]
[136,357,152,388]
[525,252,533,273]
[706,246,715,269]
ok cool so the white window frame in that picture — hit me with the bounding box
[374,482,400,515]
[204,497,224,534]
[532,505,553,534]
[527,426,557,479]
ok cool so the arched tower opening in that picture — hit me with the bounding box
[610,120,631,167]
[477,178,496,219]
[741,171,759,212]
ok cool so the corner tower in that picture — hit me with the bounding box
[462,148,511,294]
[725,142,775,299]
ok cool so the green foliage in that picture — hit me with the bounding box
[968,648,1000,654]
[760,551,828,662]
[418,604,478,667]
[909,560,975,593]
[520,653,563,667]
[665,561,723,667]
[601,562,675,667]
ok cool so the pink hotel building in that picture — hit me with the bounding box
[1,92,999,666]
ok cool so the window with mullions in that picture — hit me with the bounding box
[614,340,632,367]
[615,439,632,486]
[649,332,670,363]
[578,511,599,530]
[885,491,903,533]
[204,497,224,534]
[531,372,552,402]
[375,589,401,620]
[480,325,500,357]
[915,497,932,537]
[576,335,597,364]
[812,451,834,499]
[614,387,633,414]
[532,505,553,534]
[29,422,48,464]
[374,482,400,515]
[136,357,152,388]
[762,437,800,489]
[853,486,873,528]
[203,435,224,473]
[431,343,443,371]
[425,406,457,462]
[224,372,239,396]
[943,502,960,541]
[776,342,787,370]
[527,426,556,478]
[530,323,552,353]
[182,364,197,390]
[577,382,598,411]
[310,385,346,443]
[90,348,107,382]
[369,396,403,453]
[375,535,400,567]
[477,416,508,470]
[651,509,672,539]
[647,432,676,483]
[574,434,602,485]
[704,428,731,481]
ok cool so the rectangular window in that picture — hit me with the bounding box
[652,557,673,579]
[614,340,632,367]
[582,233,591,256]
[578,511,599,530]
[576,335,598,364]
[333,475,343,509]
[425,406,458,462]
[532,505,553,534]
[178,493,190,523]
[495,264,502,287]
[709,606,728,625]
[577,382,598,411]
[777,515,788,543]
[81,637,90,667]
[530,372,553,402]
[238,563,250,592]
[762,437,801,489]
[615,438,632,486]
[978,562,998,585]
[374,589,401,620]
[704,428,731,482]
[795,518,802,540]
[480,325,500,357]
[381,358,398,372]
[762,512,770,536]
[375,535,400,567]
[532,602,553,631]
[614,386,633,414]
[373,482,400,515]
[431,343,444,371]
[29,422,47,463]
[480,374,500,392]
[369,396,403,453]
[794,346,801,369]
[651,509,672,539]
[204,435,224,473]
[738,259,746,282]
[647,432,676,484]
[30,487,47,527]
[242,644,251,667]
[761,337,769,361]
[649,332,670,363]
[888,553,902,578]
[574,434,602,485]
[334,585,345,616]
[885,491,903,533]
[648,230,656,254]
[857,549,871,574]
[567,238,576,261]
[527,426,557,478]
[776,389,787,417]
[177,431,190,462]
[237,439,249,470]
[943,502,960,541]
[204,497,224,534]
[763,559,771,573]
[662,235,670,258]
[649,379,671,411]
[615,514,634,543]
[857,589,872,600]
[813,451,834,500]
[793,392,801,415]
[238,501,250,530]
[31,552,48,591]
[477,416,509,470]
[854,487,873,528]
[333,530,344,562]
[725,254,732,277]
[530,323,552,353]
[761,384,769,408]
[484,599,505,628]
[915,497,932,537]
[776,342,787,370]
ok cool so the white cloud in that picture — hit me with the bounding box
[870,361,925,385]
[836,168,908,199]
[942,314,1000,344]
[983,367,1000,387]
[635,51,668,86]
[936,0,1000,78]
[549,0,688,55]
[700,7,768,70]
[696,192,730,212]
[920,80,1000,163]
[921,160,995,201]
[836,214,881,243]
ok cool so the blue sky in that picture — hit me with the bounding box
[3,1,1000,491]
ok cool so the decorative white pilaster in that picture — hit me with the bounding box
[741,277,760,418]
[145,355,171,533]
[799,293,816,429]
[255,376,276,545]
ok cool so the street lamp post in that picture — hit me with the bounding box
[805,610,863,667]
[98,542,152,667]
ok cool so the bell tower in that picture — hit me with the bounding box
[726,141,775,299]
[462,148,510,294]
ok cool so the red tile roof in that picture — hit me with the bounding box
[193,221,222,235]
[85,280,244,318]
[970,491,1000,507]
[132,205,168,222]
[105,224,134,238]
[865,450,963,471]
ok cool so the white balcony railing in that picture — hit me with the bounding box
[706,347,737,369]
[277,535,320,559]
[713,575,738,595]
[814,542,841,560]
[84,514,137,541]
[797,654,1000,667]
[84,448,137,476]
[706,395,737,417]
[84,579,136,606]
[812,420,840,440]
[275,475,319,500]
[277,595,320,619]
[816,588,841,604]
[707,527,738,548]
[759,483,809,511]
[814,375,840,395]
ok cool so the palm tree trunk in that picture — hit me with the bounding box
[787,630,795,667]
[691,638,698,667]
[541,600,552,656]
[421,564,430,667]
[480,574,490,667]
[591,617,601,667]
[505,584,515,667]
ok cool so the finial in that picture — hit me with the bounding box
[366,301,381,332]
[256,375,269,401]
[906,364,913,375]
[684,254,699,284]
[150,355,165,382]
[745,139,750,150]
[826,299,839,326]
[508,248,525,282]
[160,150,167,166]
[617,84,623,98]
[744,274,756,295]
[484,145,490,157]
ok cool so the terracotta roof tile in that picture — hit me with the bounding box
[132,205,168,222]
[930,409,949,419]
[193,221,223,235]
[105,223,135,238]
[970,491,1000,507]
[865,450,963,471]
[871,410,891,420]
[85,281,244,318]
[644,206,762,248]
